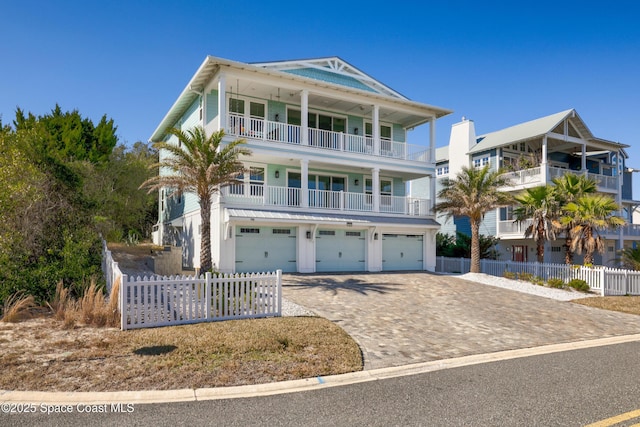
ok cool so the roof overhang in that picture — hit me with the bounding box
[150,56,453,142]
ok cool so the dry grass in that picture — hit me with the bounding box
[48,279,120,329]
[573,296,640,316]
[1,292,36,323]
[0,315,362,392]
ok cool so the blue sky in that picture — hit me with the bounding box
[2,1,639,193]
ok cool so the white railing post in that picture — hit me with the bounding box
[276,269,282,316]
[205,272,212,320]
[600,268,606,296]
[121,274,128,331]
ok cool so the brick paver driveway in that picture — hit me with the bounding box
[282,272,640,370]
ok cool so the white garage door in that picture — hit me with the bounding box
[315,229,366,272]
[235,226,297,273]
[382,234,423,271]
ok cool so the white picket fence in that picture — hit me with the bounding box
[101,242,282,330]
[435,257,640,296]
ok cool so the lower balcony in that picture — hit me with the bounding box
[225,114,432,163]
[221,184,432,217]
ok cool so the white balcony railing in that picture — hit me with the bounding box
[221,185,432,216]
[498,219,533,236]
[500,165,619,192]
[226,114,431,163]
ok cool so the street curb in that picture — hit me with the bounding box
[3,334,640,405]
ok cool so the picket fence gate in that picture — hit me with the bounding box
[435,256,640,296]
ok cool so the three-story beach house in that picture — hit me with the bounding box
[432,110,640,265]
[150,56,452,273]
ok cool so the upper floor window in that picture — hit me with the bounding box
[474,157,490,168]
[436,166,449,176]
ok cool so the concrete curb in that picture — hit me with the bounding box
[3,334,640,405]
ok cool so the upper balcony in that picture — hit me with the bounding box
[221,184,433,218]
[501,165,619,193]
[225,114,432,163]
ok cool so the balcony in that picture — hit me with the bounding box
[221,184,433,217]
[498,219,533,237]
[226,114,432,163]
[501,166,618,191]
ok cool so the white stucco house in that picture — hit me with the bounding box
[150,56,451,273]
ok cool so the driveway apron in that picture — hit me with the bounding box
[282,272,640,370]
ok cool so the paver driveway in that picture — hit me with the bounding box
[282,272,640,370]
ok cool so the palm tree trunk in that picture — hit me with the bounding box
[564,226,573,265]
[470,220,481,273]
[536,222,545,263]
[199,195,212,273]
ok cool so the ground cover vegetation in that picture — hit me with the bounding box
[0,106,157,308]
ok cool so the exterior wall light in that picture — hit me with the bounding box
[275,170,280,178]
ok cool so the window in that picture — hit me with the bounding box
[240,228,260,234]
[318,230,335,236]
[474,157,489,168]
[437,166,449,176]
[249,167,265,196]
[272,229,291,235]
[551,247,561,253]
[229,166,265,196]
[346,231,362,237]
[365,178,393,196]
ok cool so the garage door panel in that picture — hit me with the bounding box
[316,229,366,272]
[235,227,297,273]
[382,234,423,271]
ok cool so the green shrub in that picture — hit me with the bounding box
[532,276,545,286]
[503,271,516,280]
[547,278,565,289]
[518,272,534,282]
[567,279,590,292]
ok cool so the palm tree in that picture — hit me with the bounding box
[513,185,559,263]
[141,127,249,273]
[434,165,512,273]
[560,194,625,265]
[552,173,597,264]
[615,247,640,270]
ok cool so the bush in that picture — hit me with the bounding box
[518,272,534,282]
[503,271,516,280]
[531,276,545,286]
[547,278,565,289]
[567,279,590,292]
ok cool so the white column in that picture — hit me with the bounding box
[372,167,380,213]
[617,150,624,252]
[429,117,436,211]
[217,73,226,132]
[541,135,548,182]
[301,90,309,146]
[301,159,309,208]
[581,144,587,171]
[373,105,380,155]
[429,116,436,163]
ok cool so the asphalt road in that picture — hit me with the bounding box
[4,341,640,427]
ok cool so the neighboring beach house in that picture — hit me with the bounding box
[150,56,452,273]
[429,109,640,265]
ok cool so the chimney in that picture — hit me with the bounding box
[448,117,476,176]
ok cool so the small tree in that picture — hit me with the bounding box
[552,173,597,264]
[141,127,249,273]
[561,194,625,265]
[434,165,512,273]
[513,185,559,263]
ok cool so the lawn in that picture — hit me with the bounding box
[0,315,363,392]
[573,296,640,316]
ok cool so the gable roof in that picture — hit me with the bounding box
[469,109,628,154]
[251,57,408,100]
[150,56,452,142]
[469,109,575,154]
